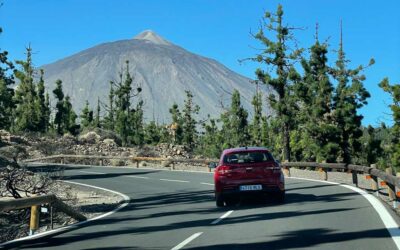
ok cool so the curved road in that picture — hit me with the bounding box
[6,164,400,249]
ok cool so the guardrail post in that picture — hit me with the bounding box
[385,168,396,208]
[283,160,291,177]
[29,204,40,235]
[206,162,211,172]
[352,170,358,187]
[370,164,379,196]
[283,166,290,177]
[136,160,139,168]
[318,167,328,181]
[60,157,64,164]
[170,162,175,171]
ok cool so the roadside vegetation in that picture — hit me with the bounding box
[0,4,398,173]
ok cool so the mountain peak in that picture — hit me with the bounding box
[133,30,172,46]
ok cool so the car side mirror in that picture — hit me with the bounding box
[208,162,218,169]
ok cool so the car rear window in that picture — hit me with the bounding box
[223,151,274,164]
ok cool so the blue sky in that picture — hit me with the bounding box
[1,0,399,126]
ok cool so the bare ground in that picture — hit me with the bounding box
[0,181,123,244]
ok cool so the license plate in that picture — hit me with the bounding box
[240,185,262,191]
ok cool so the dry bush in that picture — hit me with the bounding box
[79,131,101,144]
[0,146,28,163]
[137,145,158,157]
[34,139,75,156]
[110,159,126,166]
[0,164,57,199]
[0,161,69,243]
[86,128,122,146]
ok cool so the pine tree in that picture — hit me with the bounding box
[379,77,400,170]
[231,90,250,146]
[330,22,373,163]
[296,26,339,162]
[44,91,51,130]
[104,81,115,130]
[130,100,144,145]
[115,63,132,146]
[169,103,183,144]
[53,79,66,134]
[260,116,269,147]
[0,27,15,130]
[199,118,223,158]
[64,95,79,135]
[36,69,50,132]
[80,100,93,128]
[252,4,302,161]
[144,120,161,144]
[220,90,249,148]
[250,89,263,146]
[159,124,171,143]
[94,97,101,128]
[182,90,200,150]
[13,46,41,132]
[362,126,383,165]
[113,61,142,145]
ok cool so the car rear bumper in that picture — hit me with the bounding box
[217,184,284,197]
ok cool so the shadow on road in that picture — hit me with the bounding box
[9,186,368,249]
[184,227,393,249]
[60,170,160,180]
[27,164,91,173]
[27,165,161,180]
[285,183,335,192]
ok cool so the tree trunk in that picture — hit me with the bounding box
[283,121,291,162]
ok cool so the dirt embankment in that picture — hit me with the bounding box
[0,180,124,244]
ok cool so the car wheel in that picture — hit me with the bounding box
[216,194,224,207]
[275,191,285,203]
[225,198,237,206]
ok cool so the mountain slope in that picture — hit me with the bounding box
[41,30,271,122]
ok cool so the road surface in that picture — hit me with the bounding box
[5,164,400,250]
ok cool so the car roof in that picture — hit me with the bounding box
[222,147,270,155]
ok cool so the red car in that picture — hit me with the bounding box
[212,147,285,207]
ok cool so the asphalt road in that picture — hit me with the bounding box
[5,164,400,250]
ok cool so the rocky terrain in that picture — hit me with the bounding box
[0,129,193,163]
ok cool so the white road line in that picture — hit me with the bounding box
[200,182,214,186]
[211,210,234,225]
[159,178,190,183]
[171,232,203,250]
[125,175,150,179]
[78,170,106,175]
[289,177,400,249]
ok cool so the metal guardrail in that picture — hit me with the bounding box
[0,194,87,235]
[281,162,398,187]
[24,154,218,171]
[281,162,399,204]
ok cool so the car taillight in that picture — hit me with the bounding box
[264,166,282,174]
[273,167,281,174]
[217,165,232,175]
